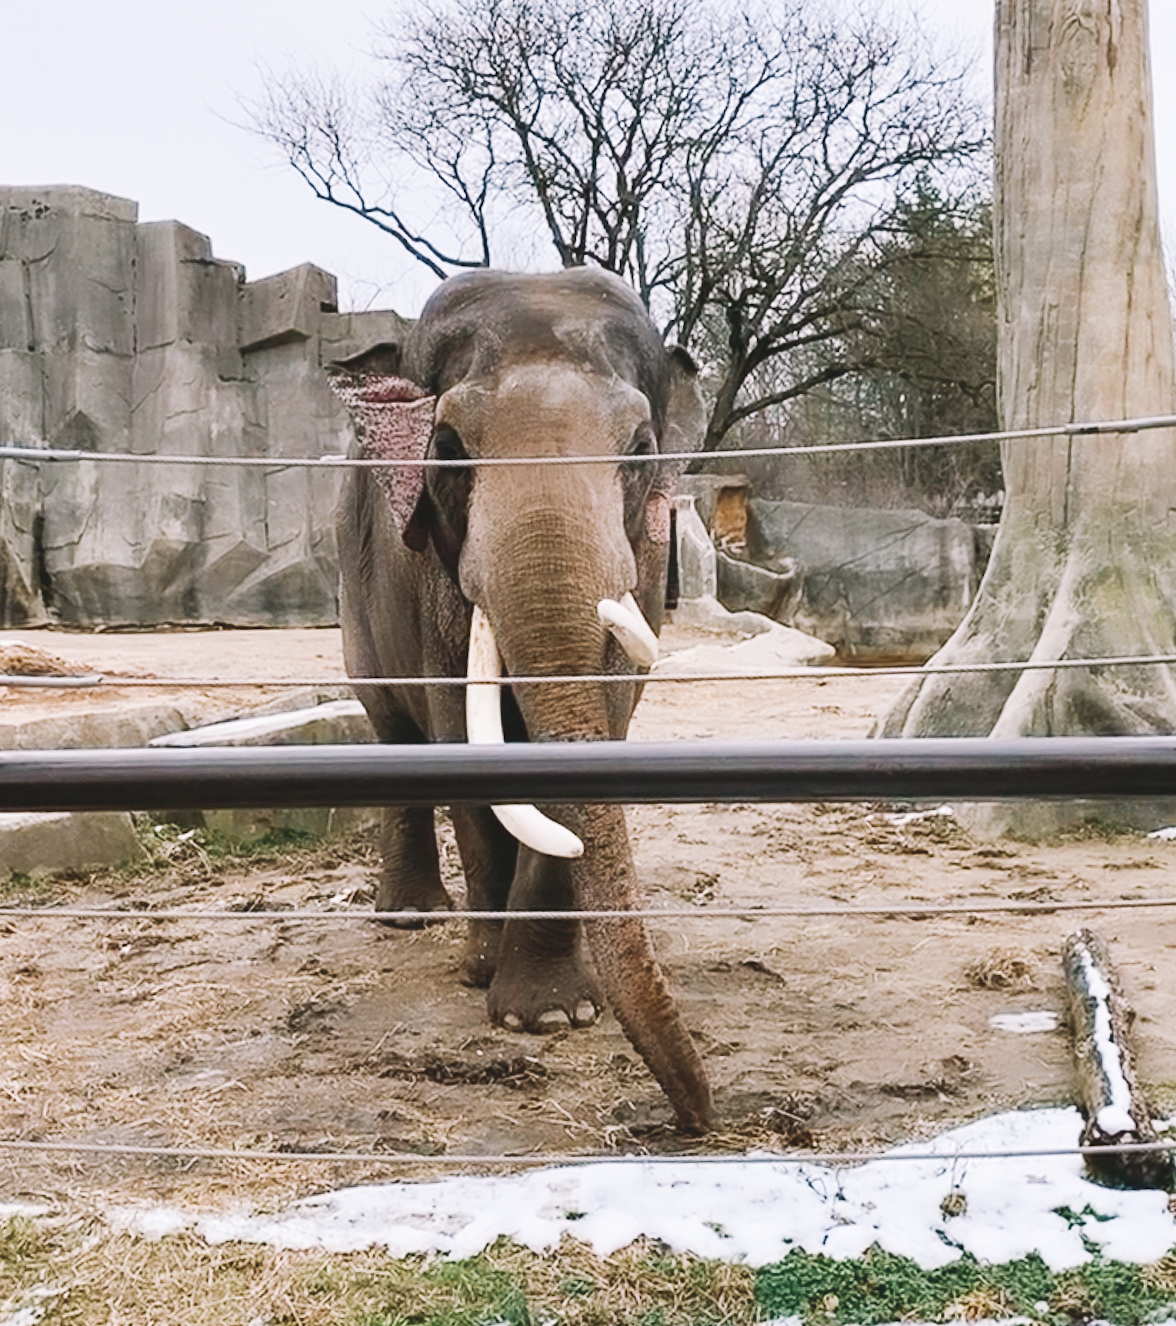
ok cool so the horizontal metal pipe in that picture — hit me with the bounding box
[3,738,1176,812]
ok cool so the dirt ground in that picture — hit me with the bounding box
[2,623,1175,1214]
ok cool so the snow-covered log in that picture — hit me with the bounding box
[1061,929,1173,1189]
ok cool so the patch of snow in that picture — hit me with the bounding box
[106,1109,1176,1271]
[0,1287,65,1326]
[1146,826,1176,840]
[0,1203,50,1222]
[884,805,956,827]
[989,1012,1059,1034]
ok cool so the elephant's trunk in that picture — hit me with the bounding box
[464,604,712,1132]
[459,471,712,1132]
[571,802,713,1135]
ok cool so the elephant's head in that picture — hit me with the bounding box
[336,268,711,1132]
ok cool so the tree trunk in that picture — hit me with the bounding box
[877,0,1176,837]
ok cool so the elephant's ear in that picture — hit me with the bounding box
[645,346,707,545]
[329,371,438,552]
[662,346,707,455]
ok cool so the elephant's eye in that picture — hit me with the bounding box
[626,424,658,459]
[431,425,467,464]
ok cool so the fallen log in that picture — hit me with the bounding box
[1061,929,1173,1189]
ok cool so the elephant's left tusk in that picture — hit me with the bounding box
[466,605,584,860]
[598,592,659,668]
[466,605,506,743]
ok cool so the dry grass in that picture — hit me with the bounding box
[0,642,83,677]
[943,1284,1012,1321]
[1143,1252,1176,1296]
[963,948,1038,992]
[0,1223,758,1326]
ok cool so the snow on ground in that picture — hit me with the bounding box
[989,1012,1061,1034]
[107,1109,1176,1270]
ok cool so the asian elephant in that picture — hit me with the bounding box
[333,268,712,1133]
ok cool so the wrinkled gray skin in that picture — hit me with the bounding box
[338,268,711,1133]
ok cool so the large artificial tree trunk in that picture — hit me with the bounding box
[878,0,1176,836]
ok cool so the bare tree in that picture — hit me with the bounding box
[250,0,987,445]
[773,189,1000,515]
[880,0,1176,837]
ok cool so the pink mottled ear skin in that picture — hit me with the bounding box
[330,375,437,541]
[645,489,672,545]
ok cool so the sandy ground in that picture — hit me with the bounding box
[1,624,1175,1212]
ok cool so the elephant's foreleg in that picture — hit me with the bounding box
[487,843,602,1033]
[375,805,451,925]
[450,806,516,987]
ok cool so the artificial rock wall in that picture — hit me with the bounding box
[0,185,409,627]
[680,476,990,661]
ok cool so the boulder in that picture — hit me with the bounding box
[150,700,379,845]
[0,810,143,877]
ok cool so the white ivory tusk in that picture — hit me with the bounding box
[465,605,584,860]
[489,803,584,860]
[466,604,505,742]
[597,591,659,668]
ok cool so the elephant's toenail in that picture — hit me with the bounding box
[574,1000,599,1026]
[536,1009,571,1032]
[503,1013,524,1031]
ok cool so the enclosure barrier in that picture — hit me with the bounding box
[5,415,1176,1174]
[9,650,1176,691]
[5,737,1176,812]
[3,736,1176,1173]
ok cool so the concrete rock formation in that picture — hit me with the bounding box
[0,185,410,627]
[747,498,981,661]
[679,476,986,662]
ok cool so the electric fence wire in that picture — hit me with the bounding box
[8,651,1176,691]
[3,897,1176,924]
[0,1136,1171,1168]
[2,409,1175,469]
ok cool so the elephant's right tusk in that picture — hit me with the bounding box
[466,605,584,860]
[597,592,659,668]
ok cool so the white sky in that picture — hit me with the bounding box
[2,1,1174,316]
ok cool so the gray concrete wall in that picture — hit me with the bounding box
[745,498,984,661]
[0,185,411,627]
[679,477,991,661]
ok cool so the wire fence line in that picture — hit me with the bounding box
[4,897,1176,925]
[0,1135,1171,1168]
[8,651,1176,693]
[3,410,1176,470]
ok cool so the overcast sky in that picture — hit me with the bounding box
[3,1,1174,315]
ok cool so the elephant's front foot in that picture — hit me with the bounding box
[374,875,453,929]
[460,918,503,988]
[487,954,602,1033]
[375,806,452,927]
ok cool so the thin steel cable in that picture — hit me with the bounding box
[0,1136,1170,1167]
[7,651,1176,691]
[4,898,1176,924]
[2,410,1176,469]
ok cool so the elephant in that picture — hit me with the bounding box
[332,267,712,1134]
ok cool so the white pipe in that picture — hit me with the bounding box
[465,606,584,859]
[597,592,659,668]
